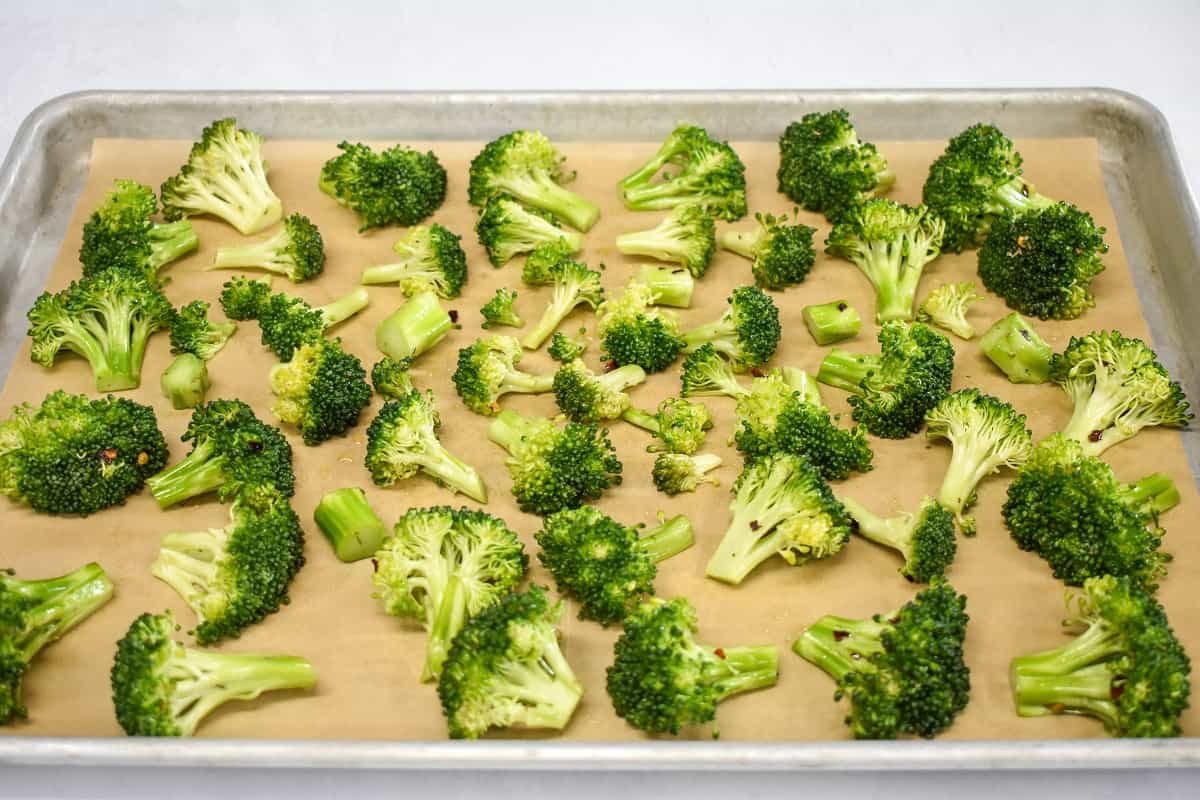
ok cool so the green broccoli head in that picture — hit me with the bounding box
[619,125,748,221]
[371,355,415,398]
[79,179,198,279]
[269,337,371,446]
[451,335,556,416]
[652,453,723,496]
[210,213,325,283]
[552,359,647,423]
[218,276,273,321]
[840,496,957,584]
[253,286,371,360]
[621,395,713,454]
[615,204,717,278]
[547,331,586,363]
[681,285,781,373]
[170,300,237,361]
[720,210,817,290]
[319,140,447,230]
[477,196,583,267]
[480,288,523,329]
[468,131,600,231]
[361,223,467,298]
[597,282,685,374]
[917,282,982,339]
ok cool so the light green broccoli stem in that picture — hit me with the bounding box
[780,366,823,406]
[936,442,998,524]
[160,353,210,410]
[792,614,890,682]
[680,318,736,353]
[1123,473,1181,517]
[312,487,387,563]
[634,265,694,308]
[10,563,114,660]
[1011,663,1118,722]
[615,230,689,265]
[169,649,317,736]
[718,228,763,260]
[376,291,452,360]
[992,178,1057,217]
[637,514,695,563]
[210,228,291,274]
[411,434,489,504]
[803,301,862,346]
[486,409,542,455]
[424,574,468,682]
[707,645,781,700]
[148,222,199,271]
[816,349,879,395]
[494,649,584,730]
[145,439,224,509]
[840,497,909,554]
[151,529,227,610]
[505,174,600,232]
[620,407,660,434]
[521,286,589,350]
[705,487,798,584]
[980,313,1053,384]
[318,287,371,329]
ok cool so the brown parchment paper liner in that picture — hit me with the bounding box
[1,136,1196,742]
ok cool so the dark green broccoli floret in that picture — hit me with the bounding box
[802,300,862,346]
[374,506,527,682]
[922,123,1056,252]
[269,337,371,446]
[536,508,694,625]
[170,300,237,361]
[552,359,647,423]
[679,344,747,399]
[839,497,957,583]
[917,282,982,339]
[794,582,970,739]
[817,321,956,439]
[520,257,604,350]
[319,140,447,230]
[720,211,817,290]
[681,285,781,373]
[160,354,210,410]
[452,335,555,416]
[1003,434,1181,592]
[160,118,282,235]
[652,453,723,495]
[607,597,778,735]
[480,288,523,329]
[218,276,273,321]
[365,390,487,502]
[468,131,600,231]
[361,223,467,297]
[1050,330,1191,456]
[371,356,415,398]
[925,389,1033,535]
[777,109,895,222]
[618,125,748,221]
[621,396,713,454]
[980,312,1053,384]
[375,290,453,361]
[0,391,167,516]
[79,179,197,279]
[705,452,852,585]
[27,269,174,392]
[111,610,317,737]
[488,410,622,516]
[146,399,294,510]
[210,213,325,283]
[476,196,584,267]
[1010,574,1190,738]
[547,331,586,362]
[632,264,694,308]
[249,286,370,361]
[151,495,305,645]
[597,282,685,374]
[616,204,716,278]
[312,487,388,563]
[438,586,582,739]
[1,562,113,723]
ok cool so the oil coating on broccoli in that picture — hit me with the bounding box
[210,213,326,283]
[552,359,647,423]
[720,210,817,290]
[319,140,447,230]
[170,300,237,361]
[361,223,468,298]
[680,286,781,373]
[917,282,982,339]
[621,396,713,454]
[839,496,957,584]
[452,335,556,416]
[597,282,685,374]
[615,204,716,278]
[79,179,197,280]
[618,125,748,221]
[269,337,372,446]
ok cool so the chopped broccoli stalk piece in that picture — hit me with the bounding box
[360,223,467,298]
[80,179,198,279]
[653,453,722,495]
[160,118,282,235]
[616,204,716,278]
[218,275,273,321]
[477,196,583,267]
[1,563,114,723]
[211,213,325,283]
[633,264,694,308]
[980,312,1053,384]
[597,282,684,374]
[170,301,237,361]
[681,286,781,373]
[269,337,371,446]
[618,125,749,220]
[720,211,817,289]
[840,497,956,583]
[520,257,604,350]
[553,360,647,423]
[621,396,713,454]
[160,353,210,410]
[468,131,600,231]
[917,282,981,339]
[313,487,387,563]
[452,335,556,415]
[319,141,446,230]
[371,356,415,398]
[802,300,861,346]
[679,344,748,399]
[111,611,317,737]
[375,291,453,361]
[547,331,586,363]
[607,597,778,735]
[480,288,523,329]
[705,453,852,585]
[794,582,970,739]
[1009,575,1190,738]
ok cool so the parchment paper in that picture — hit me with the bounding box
[1,134,1196,742]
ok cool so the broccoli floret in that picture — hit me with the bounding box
[777,109,895,222]
[1,563,113,723]
[452,335,555,416]
[218,275,273,321]
[705,452,852,584]
[170,300,237,361]
[111,611,317,737]
[720,211,817,290]
[980,312,1053,384]
[978,203,1107,320]
[1010,574,1190,738]
[146,399,294,510]
[1003,434,1180,592]
[917,282,981,340]
[210,213,325,283]
[438,586,582,738]
[547,331,586,363]
[371,356,415,398]
[817,321,956,439]
[652,453,723,495]
[374,506,527,682]
[480,288,523,329]
[476,196,584,267]
[160,118,282,235]
[632,264,694,308]
[552,359,647,423]
[840,497,957,583]
[597,282,684,374]
[536,508,694,625]
[793,582,970,739]
[1050,331,1191,455]
[160,353,210,410]
[488,410,622,515]
[468,131,600,231]
[151,496,305,645]
[376,290,454,361]
[607,597,778,735]
[0,391,167,516]
[681,286,781,373]
[312,487,387,563]
[802,300,861,346]
[925,389,1033,535]
[27,270,174,392]
[269,337,371,446]
[679,344,747,399]
[618,125,748,220]
[319,141,447,230]
[365,390,487,502]
[922,123,1056,252]
[520,257,604,350]
[615,204,716,278]
[79,179,197,279]
[825,199,946,323]
[249,286,370,361]
[621,396,713,454]
[361,223,467,298]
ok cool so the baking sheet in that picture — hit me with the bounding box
[1,134,1195,742]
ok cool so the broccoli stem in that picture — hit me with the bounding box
[521,293,581,350]
[409,433,489,503]
[9,563,114,659]
[160,353,210,410]
[505,174,600,232]
[707,645,780,700]
[170,649,317,735]
[705,489,797,584]
[211,229,289,273]
[151,531,225,609]
[680,319,737,356]
[816,349,879,394]
[318,287,371,329]
[718,229,762,260]
[621,181,695,208]
[146,440,226,509]
[615,231,690,265]
[936,442,998,522]
[992,178,1057,217]
[487,409,540,455]
[1123,473,1181,516]
[802,301,862,346]
[424,574,469,682]
[839,497,908,554]
[980,313,1053,384]
[792,615,890,682]
[491,655,584,730]
[618,148,677,192]
[1009,622,1121,678]
[638,514,695,563]
[148,222,199,271]
[620,407,660,434]
[1010,663,1118,722]
[376,292,452,361]
[312,487,387,563]
[635,264,694,308]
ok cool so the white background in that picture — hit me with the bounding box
[1,1,1198,797]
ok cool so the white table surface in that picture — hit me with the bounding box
[1,1,1198,798]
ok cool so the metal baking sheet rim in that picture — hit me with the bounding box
[0,88,1198,771]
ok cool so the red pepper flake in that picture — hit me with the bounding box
[1088,429,1104,443]
[1049,703,1066,714]
[837,303,847,312]
[1111,684,1126,701]
[99,448,118,464]
[833,630,849,641]
[749,520,760,531]
[750,367,765,378]
[604,360,618,373]
[1020,329,1031,341]
[371,559,379,573]
[448,309,459,323]
[714,648,726,660]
